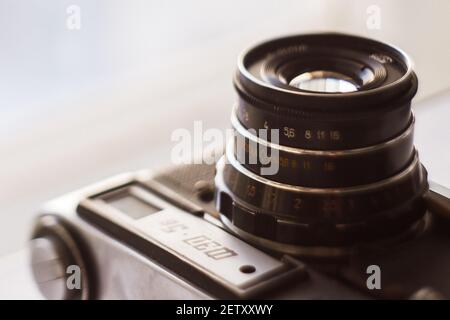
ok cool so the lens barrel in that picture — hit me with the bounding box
[214,33,428,258]
[234,33,417,149]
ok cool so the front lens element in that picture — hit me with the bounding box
[288,70,358,93]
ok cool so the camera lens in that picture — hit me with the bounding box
[288,70,360,93]
[214,33,428,258]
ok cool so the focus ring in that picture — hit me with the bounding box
[215,151,427,224]
[215,154,428,247]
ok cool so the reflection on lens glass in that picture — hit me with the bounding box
[289,70,358,93]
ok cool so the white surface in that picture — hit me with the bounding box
[0,249,42,299]
[1,0,450,258]
[414,89,450,192]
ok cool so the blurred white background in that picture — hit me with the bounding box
[1,0,450,257]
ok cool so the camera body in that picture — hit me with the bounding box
[29,33,450,300]
[30,161,450,300]
[30,163,368,299]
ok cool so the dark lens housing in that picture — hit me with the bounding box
[215,33,428,259]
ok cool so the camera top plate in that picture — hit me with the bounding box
[77,180,306,298]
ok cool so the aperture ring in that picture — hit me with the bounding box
[235,95,413,149]
[232,108,415,188]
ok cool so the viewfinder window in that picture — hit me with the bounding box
[105,193,161,219]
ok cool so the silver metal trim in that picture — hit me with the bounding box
[429,180,450,200]
[80,184,307,298]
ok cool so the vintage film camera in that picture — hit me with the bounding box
[29,33,450,300]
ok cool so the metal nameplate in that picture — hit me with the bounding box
[136,209,285,289]
[78,183,304,297]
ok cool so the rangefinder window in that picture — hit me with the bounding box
[106,194,161,219]
[96,185,161,220]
